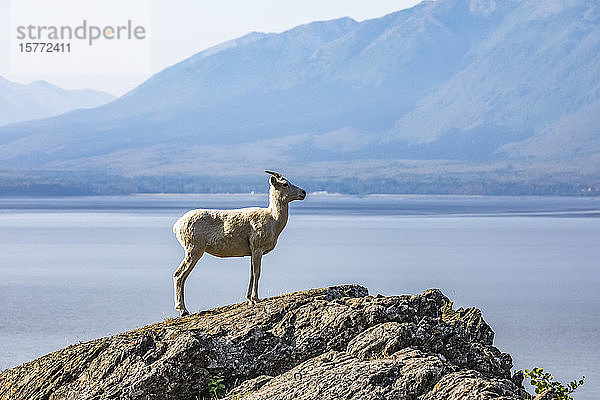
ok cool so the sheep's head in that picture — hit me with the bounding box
[265,170,306,202]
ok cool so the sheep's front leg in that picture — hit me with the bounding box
[247,249,263,304]
[246,259,255,304]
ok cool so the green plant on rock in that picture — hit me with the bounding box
[441,301,459,324]
[522,368,584,400]
[207,375,226,399]
[369,350,390,360]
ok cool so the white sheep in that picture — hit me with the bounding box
[172,171,306,316]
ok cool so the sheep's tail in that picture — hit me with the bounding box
[173,216,187,246]
[174,211,203,250]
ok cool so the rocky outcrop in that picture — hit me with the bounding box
[0,285,531,400]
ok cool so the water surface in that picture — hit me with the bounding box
[0,195,598,398]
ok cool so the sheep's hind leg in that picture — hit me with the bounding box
[174,247,203,316]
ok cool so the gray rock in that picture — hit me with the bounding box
[534,389,559,400]
[0,285,528,400]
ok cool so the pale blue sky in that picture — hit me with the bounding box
[1,0,421,95]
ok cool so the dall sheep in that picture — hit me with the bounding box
[172,171,306,316]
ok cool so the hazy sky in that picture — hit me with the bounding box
[1,0,421,96]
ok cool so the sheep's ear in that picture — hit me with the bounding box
[270,176,278,186]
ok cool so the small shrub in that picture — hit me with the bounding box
[208,375,226,399]
[522,368,585,400]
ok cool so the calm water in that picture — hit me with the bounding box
[0,195,598,398]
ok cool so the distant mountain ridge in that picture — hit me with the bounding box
[0,0,598,195]
[0,77,115,127]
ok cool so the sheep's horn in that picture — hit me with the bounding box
[265,170,282,178]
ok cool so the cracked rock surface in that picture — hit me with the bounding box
[0,285,530,399]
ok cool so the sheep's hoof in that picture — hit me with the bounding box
[176,307,190,317]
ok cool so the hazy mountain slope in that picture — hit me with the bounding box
[389,0,600,161]
[0,0,598,194]
[0,1,510,166]
[0,77,115,126]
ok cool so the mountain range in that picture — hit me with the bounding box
[0,0,598,195]
[0,77,114,127]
